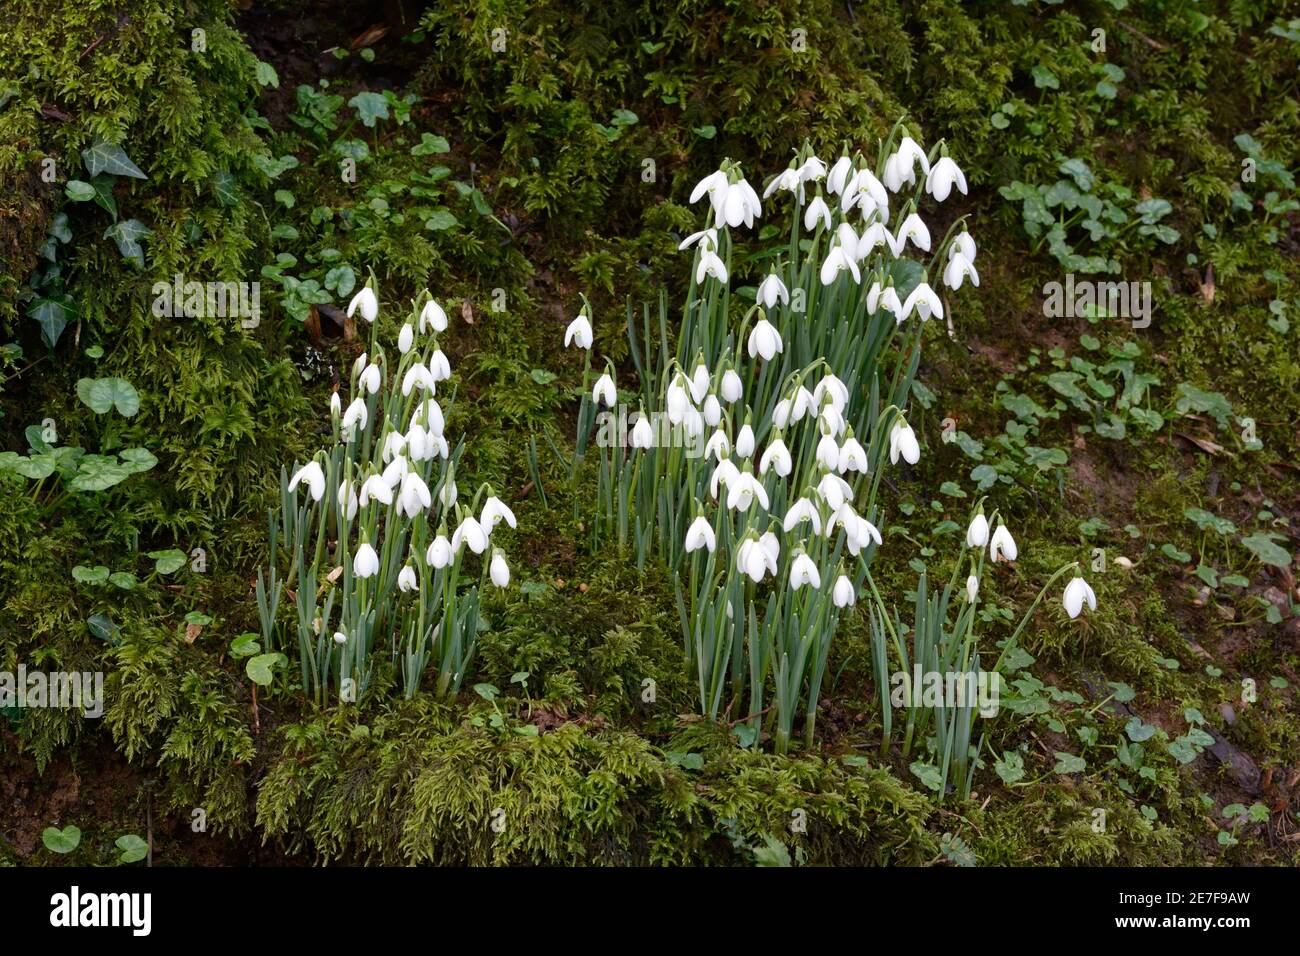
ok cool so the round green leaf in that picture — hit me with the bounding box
[42,825,82,854]
[76,377,140,417]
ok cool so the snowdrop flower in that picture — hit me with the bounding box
[896,212,931,253]
[735,423,756,458]
[359,473,393,507]
[481,496,517,532]
[352,351,369,377]
[889,419,920,465]
[757,272,790,309]
[855,221,893,259]
[402,362,436,396]
[337,480,359,521]
[812,376,848,412]
[398,564,419,593]
[432,433,450,459]
[721,369,743,404]
[381,454,408,489]
[490,550,511,588]
[688,363,710,404]
[943,252,980,291]
[783,497,822,535]
[683,406,705,439]
[950,230,977,262]
[966,512,990,548]
[736,538,770,583]
[723,177,761,228]
[592,371,617,407]
[666,377,692,424]
[289,460,326,501]
[827,156,854,195]
[819,245,861,285]
[798,155,827,183]
[438,478,457,508]
[989,523,1018,563]
[1063,575,1097,619]
[565,313,593,350]
[759,436,793,477]
[678,226,719,252]
[789,552,821,590]
[381,430,406,463]
[359,362,382,394]
[901,281,943,322]
[840,510,882,555]
[726,471,770,512]
[418,399,445,437]
[452,516,488,555]
[685,515,716,553]
[867,281,904,321]
[833,575,856,608]
[773,398,792,429]
[839,433,868,473]
[419,298,448,333]
[816,432,840,471]
[333,631,348,646]
[347,286,378,323]
[329,391,341,418]
[820,403,845,438]
[966,574,979,602]
[689,169,730,219]
[846,169,890,218]
[747,319,783,361]
[398,323,415,354]
[895,135,931,176]
[763,166,802,199]
[695,250,729,285]
[926,156,968,202]
[631,413,655,450]
[398,472,431,518]
[704,429,730,461]
[804,195,832,231]
[426,534,453,569]
[882,151,918,193]
[709,458,740,500]
[353,541,380,578]
[816,472,853,510]
[759,531,780,568]
[429,349,452,382]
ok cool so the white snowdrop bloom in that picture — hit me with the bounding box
[481,495,517,531]
[926,156,968,202]
[666,378,692,425]
[901,282,944,322]
[353,541,380,578]
[359,473,393,508]
[966,574,979,603]
[798,155,827,183]
[398,323,415,355]
[943,252,980,291]
[773,398,792,429]
[564,313,594,350]
[791,386,815,422]
[689,169,729,215]
[419,298,448,332]
[826,156,854,195]
[804,195,832,232]
[452,516,489,555]
[405,423,434,462]
[721,369,743,404]
[882,151,918,193]
[735,423,756,458]
[631,413,655,450]
[704,429,730,461]
[789,552,821,590]
[381,454,409,489]
[839,435,868,474]
[833,575,856,608]
[897,212,931,253]
[989,523,1018,563]
[337,480,359,521]
[757,272,790,309]
[689,363,711,404]
[1063,576,1098,619]
[867,281,905,321]
[759,437,793,477]
[695,250,729,285]
[684,515,716,553]
[759,531,780,569]
[352,352,368,378]
[856,221,894,259]
[895,135,931,176]
[359,362,382,394]
[709,458,740,500]
[419,398,445,438]
[783,497,822,536]
[819,245,861,285]
[820,404,846,438]
[814,375,849,414]
[347,287,378,323]
[429,349,452,382]
[438,478,457,509]
[398,565,419,593]
[401,363,436,396]
[490,550,511,588]
[678,226,719,252]
[381,430,407,463]
[950,230,977,262]
[763,166,802,199]
[426,535,453,569]
[747,319,783,361]
[726,471,770,513]
[737,538,770,583]
[816,432,840,471]
[289,460,326,501]
[836,222,861,260]
[966,513,990,548]
[816,472,853,510]
[851,169,890,218]
[683,406,705,439]
[889,420,921,465]
[592,372,617,407]
[431,434,450,459]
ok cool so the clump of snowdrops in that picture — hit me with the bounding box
[257,279,513,705]
[567,124,1099,758]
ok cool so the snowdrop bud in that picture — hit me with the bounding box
[690,363,710,403]
[684,407,704,439]
[990,523,1018,563]
[288,460,326,501]
[398,323,414,354]
[353,541,380,578]
[703,394,722,427]
[747,319,783,361]
[685,515,716,553]
[426,535,452,569]
[631,413,655,450]
[827,156,853,195]
[438,479,457,508]
[337,480,358,521]
[1063,576,1098,619]
[735,423,756,458]
[333,631,348,646]
[721,369,743,404]
[966,574,979,603]
[398,565,419,592]
[381,430,406,463]
[565,314,593,350]
[429,349,452,382]
[347,287,378,323]
[773,399,792,429]
[966,513,990,548]
[889,419,921,466]
[490,550,511,588]
[791,386,814,422]
[592,372,617,407]
[833,575,856,608]
[360,362,381,394]
[420,298,448,333]
[329,391,341,418]
[816,432,840,471]
[838,434,868,474]
[422,399,445,438]
[353,352,368,377]
[951,230,977,262]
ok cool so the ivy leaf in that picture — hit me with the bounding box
[212,170,239,207]
[255,60,279,88]
[88,175,118,218]
[81,137,147,179]
[65,179,96,201]
[76,377,140,416]
[103,219,153,267]
[27,295,77,348]
[349,91,389,127]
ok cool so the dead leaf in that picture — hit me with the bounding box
[184,622,203,643]
[350,24,389,50]
[1175,432,1224,456]
[1199,263,1215,305]
[460,298,475,325]
[327,565,344,584]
